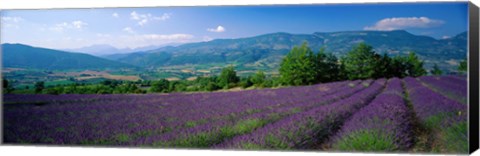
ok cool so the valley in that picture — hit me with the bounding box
[2,30,467,89]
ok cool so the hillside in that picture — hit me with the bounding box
[108,30,467,72]
[2,43,136,71]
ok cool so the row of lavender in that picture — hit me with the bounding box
[3,76,468,153]
[323,76,467,153]
[418,75,467,104]
[404,77,468,153]
[4,80,365,145]
[144,80,376,147]
[215,79,385,149]
[330,78,413,151]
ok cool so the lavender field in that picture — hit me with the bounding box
[2,76,468,153]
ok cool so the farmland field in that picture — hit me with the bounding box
[2,76,467,153]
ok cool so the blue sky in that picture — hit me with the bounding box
[0,2,468,52]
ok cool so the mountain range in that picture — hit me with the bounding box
[2,43,134,71]
[106,30,467,72]
[62,43,181,56]
[2,30,467,72]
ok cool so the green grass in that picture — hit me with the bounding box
[240,143,263,150]
[265,134,290,149]
[416,112,468,153]
[185,121,197,128]
[115,134,131,143]
[230,118,266,134]
[423,112,461,130]
[333,130,397,152]
[442,121,468,153]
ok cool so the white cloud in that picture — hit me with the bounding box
[112,13,119,18]
[1,16,23,23]
[442,35,451,39]
[72,21,88,29]
[122,27,135,34]
[50,20,88,32]
[364,17,444,31]
[139,19,148,26]
[130,11,142,20]
[1,16,24,28]
[207,25,226,33]
[130,11,171,26]
[140,34,193,40]
[50,22,69,32]
[153,13,171,21]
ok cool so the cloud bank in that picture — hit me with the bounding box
[1,16,24,28]
[130,11,171,26]
[364,17,444,31]
[50,20,88,32]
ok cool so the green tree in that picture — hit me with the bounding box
[3,79,14,93]
[206,81,220,91]
[218,66,240,89]
[174,82,187,92]
[314,48,341,82]
[34,81,45,93]
[251,71,266,87]
[3,79,8,91]
[45,88,61,95]
[431,64,443,75]
[372,54,392,78]
[341,43,380,80]
[404,52,427,77]
[389,56,409,78]
[279,42,317,85]
[3,79,15,93]
[239,77,253,88]
[149,79,170,93]
[458,58,467,74]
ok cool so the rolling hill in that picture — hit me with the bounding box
[2,43,136,71]
[107,30,467,72]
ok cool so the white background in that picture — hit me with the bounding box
[0,0,478,156]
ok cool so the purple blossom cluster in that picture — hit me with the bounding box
[330,78,413,151]
[403,77,466,122]
[4,80,353,146]
[3,76,468,152]
[403,77,468,153]
[418,76,467,103]
[137,80,368,146]
[215,79,385,149]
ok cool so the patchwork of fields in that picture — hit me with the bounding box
[2,76,467,153]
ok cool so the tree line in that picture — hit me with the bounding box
[3,42,467,94]
[279,42,427,85]
[278,42,467,86]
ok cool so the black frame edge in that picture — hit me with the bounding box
[469,1,480,154]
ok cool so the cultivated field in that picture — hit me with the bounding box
[2,76,467,153]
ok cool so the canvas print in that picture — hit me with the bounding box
[1,2,469,154]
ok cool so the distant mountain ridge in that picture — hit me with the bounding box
[107,30,467,72]
[63,43,181,56]
[2,30,467,73]
[2,43,136,71]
